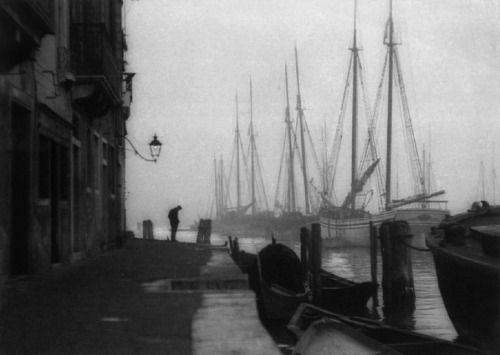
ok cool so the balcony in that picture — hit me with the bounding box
[0,0,54,71]
[71,23,122,114]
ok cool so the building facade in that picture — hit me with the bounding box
[0,0,131,281]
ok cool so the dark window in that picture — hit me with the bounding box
[39,135,50,199]
[59,146,69,200]
[86,129,93,189]
[94,135,99,191]
[73,114,80,139]
[109,146,115,194]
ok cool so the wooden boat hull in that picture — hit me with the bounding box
[426,222,500,352]
[292,318,398,355]
[320,207,449,247]
[322,281,378,313]
[259,274,377,321]
[253,243,377,321]
[259,283,308,320]
[288,303,485,355]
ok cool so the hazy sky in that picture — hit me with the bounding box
[123,0,499,229]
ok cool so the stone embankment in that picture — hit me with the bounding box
[0,238,280,354]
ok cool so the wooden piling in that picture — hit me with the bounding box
[196,219,204,243]
[233,237,240,266]
[142,220,148,239]
[142,220,154,239]
[228,236,234,255]
[196,219,212,244]
[379,220,415,306]
[369,221,379,306]
[300,227,311,282]
[311,223,322,306]
[203,219,212,244]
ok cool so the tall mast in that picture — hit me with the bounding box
[214,156,219,218]
[350,0,359,212]
[285,65,296,212]
[385,0,395,210]
[480,159,485,200]
[250,78,256,215]
[322,120,328,198]
[220,155,224,214]
[235,93,241,211]
[295,46,310,214]
[493,144,497,204]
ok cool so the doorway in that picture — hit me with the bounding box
[10,104,31,275]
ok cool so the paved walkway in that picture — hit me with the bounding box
[0,238,280,354]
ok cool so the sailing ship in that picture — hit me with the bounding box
[319,0,449,247]
[212,80,272,233]
[272,48,319,230]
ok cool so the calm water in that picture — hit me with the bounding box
[148,226,458,342]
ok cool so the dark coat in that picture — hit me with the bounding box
[168,207,180,226]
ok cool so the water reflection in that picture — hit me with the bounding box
[150,227,457,342]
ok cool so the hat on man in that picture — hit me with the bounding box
[177,205,182,209]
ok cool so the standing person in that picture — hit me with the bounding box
[168,205,182,241]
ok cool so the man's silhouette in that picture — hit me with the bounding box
[168,205,182,241]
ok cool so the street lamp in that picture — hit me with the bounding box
[149,134,162,161]
[123,134,163,162]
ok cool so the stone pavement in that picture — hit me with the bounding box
[0,238,280,354]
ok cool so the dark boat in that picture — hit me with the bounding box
[426,201,500,353]
[320,269,378,313]
[250,242,377,321]
[288,303,485,355]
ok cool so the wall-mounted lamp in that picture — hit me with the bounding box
[123,134,163,163]
[149,134,162,161]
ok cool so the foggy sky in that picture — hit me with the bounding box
[123,0,500,229]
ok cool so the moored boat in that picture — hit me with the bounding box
[212,82,272,234]
[271,49,319,230]
[320,0,448,247]
[288,303,485,355]
[250,242,377,321]
[426,201,500,353]
[292,317,397,355]
[320,206,448,247]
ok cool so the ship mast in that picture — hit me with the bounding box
[295,47,310,214]
[235,93,241,211]
[220,155,224,214]
[384,0,395,210]
[250,79,256,215]
[350,0,359,212]
[214,156,219,218]
[285,65,296,213]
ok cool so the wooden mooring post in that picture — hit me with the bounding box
[369,221,379,307]
[300,227,311,282]
[142,219,154,239]
[311,223,322,306]
[233,237,240,266]
[196,219,212,244]
[379,220,415,306]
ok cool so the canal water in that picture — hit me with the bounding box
[149,226,458,343]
